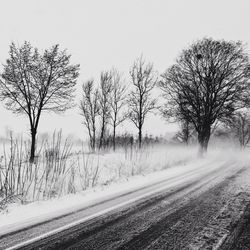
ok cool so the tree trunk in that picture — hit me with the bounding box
[197,126,211,157]
[99,129,104,149]
[87,127,94,151]
[138,127,142,149]
[93,129,96,151]
[30,128,37,163]
[113,124,116,151]
[99,118,105,149]
[90,137,94,151]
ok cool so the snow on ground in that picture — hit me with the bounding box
[0,143,198,203]
[0,154,205,231]
[0,144,250,237]
[188,151,250,249]
[91,144,198,184]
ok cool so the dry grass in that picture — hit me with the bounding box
[0,134,197,210]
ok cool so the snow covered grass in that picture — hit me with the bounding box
[1,132,250,215]
[93,144,197,183]
[0,134,197,211]
[0,140,250,237]
[0,153,219,233]
[0,132,74,207]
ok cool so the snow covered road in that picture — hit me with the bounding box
[0,157,250,249]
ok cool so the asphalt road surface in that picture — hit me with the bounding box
[0,160,249,250]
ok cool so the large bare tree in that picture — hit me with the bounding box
[128,57,157,148]
[0,42,80,162]
[109,69,127,151]
[98,71,113,149]
[160,38,250,155]
[80,80,99,151]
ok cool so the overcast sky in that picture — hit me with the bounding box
[0,0,249,139]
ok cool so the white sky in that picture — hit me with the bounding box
[0,0,249,139]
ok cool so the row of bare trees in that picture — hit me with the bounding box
[80,70,126,151]
[80,57,157,151]
[81,38,250,155]
[0,38,249,161]
[0,42,157,163]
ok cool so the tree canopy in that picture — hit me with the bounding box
[160,38,250,154]
[0,41,80,161]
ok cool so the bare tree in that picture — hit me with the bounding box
[160,38,250,155]
[0,42,80,162]
[128,57,157,148]
[176,119,195,145]
[227,110,250,148]
[98,71,113,149]
[109,69,127,151]
[80,80,99,151]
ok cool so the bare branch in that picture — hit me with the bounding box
[0,42,80,161]
[128,56,157,147]
[159,38,250,154]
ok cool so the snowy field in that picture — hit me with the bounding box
[1,142,250,235]
[0,136,199,206]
